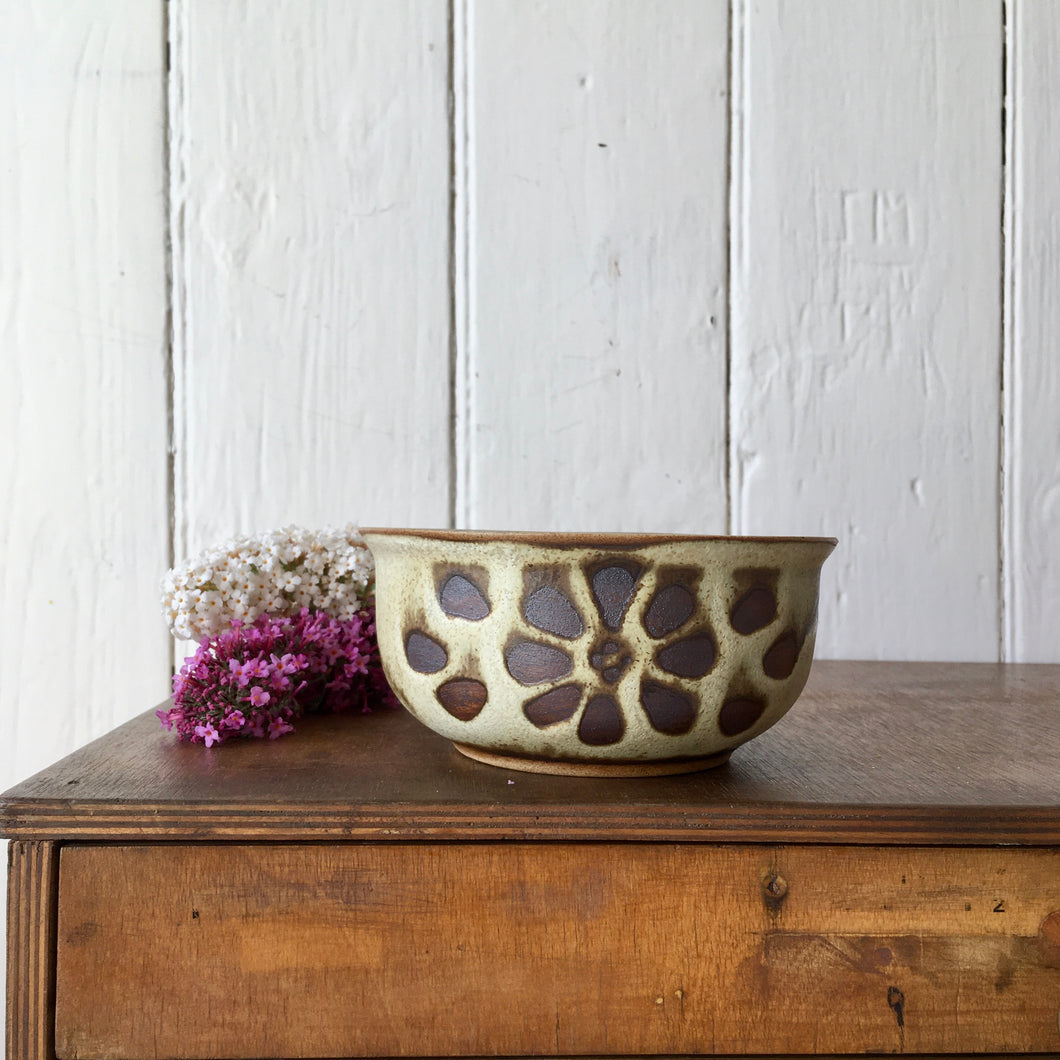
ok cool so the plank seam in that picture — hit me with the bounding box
[726,0,748,536]
[722,0,735,535]
[447,1,457,531]
[162,14,176,585]
[451,0,475,530]
[1000,0,1019,663]
[165,0,190,616]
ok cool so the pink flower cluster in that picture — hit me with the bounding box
[157,607,394,746]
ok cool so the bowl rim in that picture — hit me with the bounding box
[360,526,838,549]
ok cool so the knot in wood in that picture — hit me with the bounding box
[761,871,788,903]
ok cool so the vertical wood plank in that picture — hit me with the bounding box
[731,0,1003,660]
[1006,1,1060,662]
[173,0,452,558]
[6,842,59,1060]
[0,4,170,801]
[466,0,730,533]
[0,3,169,1011]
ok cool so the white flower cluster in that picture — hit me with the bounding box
[161,524,374,641]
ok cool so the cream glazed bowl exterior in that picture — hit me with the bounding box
[362,529,837,777]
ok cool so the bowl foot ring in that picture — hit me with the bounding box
[452,743,732,777]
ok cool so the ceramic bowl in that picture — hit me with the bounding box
[362,528,836,777]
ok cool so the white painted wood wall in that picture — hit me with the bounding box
[1,0,1058,1001]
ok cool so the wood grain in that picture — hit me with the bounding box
[1006,2,1060,662]
[7,842,58,1060]
[2,662,1058,845]
[171,0,452,557]
[465,0,730,533]
[730,1,1004,661]
[54,842,1060,1057]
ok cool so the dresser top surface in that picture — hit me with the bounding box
[2,660,1057,845]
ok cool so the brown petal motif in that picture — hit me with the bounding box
[655,632,716,679]
[524,585,584,639]
[439,573,490,621]
[436,678,488,721]
[578,695,625,745]
[718,696,766,736]
[730,586,777,635]
[505,640,573,686]
[589,563,641,631]
[405,630,448,674]
[640,680,697,735]
[643,583,696,638]
[763,631,799,679]
[523,684,583,728]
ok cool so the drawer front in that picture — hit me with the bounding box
[56,843,1060,1058]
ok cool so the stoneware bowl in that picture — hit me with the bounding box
[362,528,836,777]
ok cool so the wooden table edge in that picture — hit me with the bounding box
[3,797,1058,845]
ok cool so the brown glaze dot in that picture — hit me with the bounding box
[763,631,799,679]
[644,584,696,639]
[505,640,573,686]
[523,684,582,728]
[640,680,698,735]
[436,678,488,721]
[578,695,625,745]
[718,696,766,736]
[590,564,641,631]
[656,632,716,679]
[730,586,777,634]
[405,630,448,674]
[439,573,490,620]
[524,585,584,639]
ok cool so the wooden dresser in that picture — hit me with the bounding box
[3,660,1059,1059]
